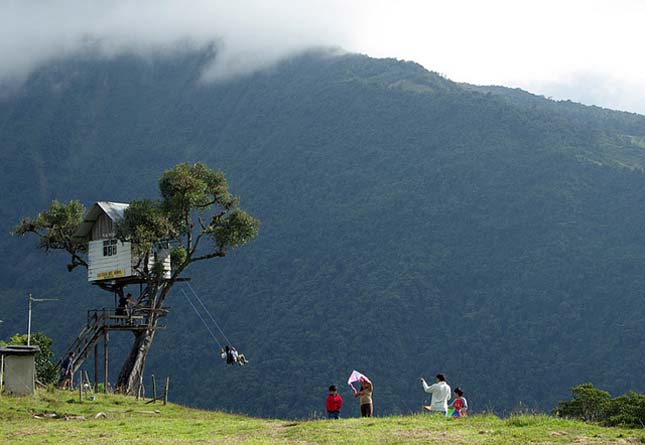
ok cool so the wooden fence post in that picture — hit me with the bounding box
[163,376,170,405]
[151,374,157,404]
[136,374,141,401]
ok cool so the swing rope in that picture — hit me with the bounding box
[185,282,233,347]
[180,289,223,349]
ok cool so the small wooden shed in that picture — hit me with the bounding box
[0,345,40,395]
[73,201,171,282]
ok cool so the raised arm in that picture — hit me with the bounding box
[420,378,433,394]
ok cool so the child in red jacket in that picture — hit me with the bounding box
[326,385,343,419]
[449,387,468,417]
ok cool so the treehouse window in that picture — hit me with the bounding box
[103,239,118,257]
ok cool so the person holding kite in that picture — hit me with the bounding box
[420,373,451,415]
[348,370,373,417]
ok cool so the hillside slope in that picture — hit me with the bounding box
[0,50,644,418]
[2,390,643,444]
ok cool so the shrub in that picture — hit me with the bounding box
[554,383,611,422]
[604,391,645,428]
[555,383,645,428]
[7,332,59,384]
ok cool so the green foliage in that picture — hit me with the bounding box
[160,162,235,234]
[16,161,259,284]
[113,162,259,276]
[554,383,611,421]
[555,383,644,428]
[13,200,86,250]
[1,51,644,419]
[7,332,58,384]
[12,200,88,271]
[116,199,174,257]
[158,162,259,260]
[605,392,645,428]
[212,208,260,250]
[169,246,187,267]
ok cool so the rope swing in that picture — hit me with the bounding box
[185,282,233,346]
[180,288,222,349]
[180,283,249,366]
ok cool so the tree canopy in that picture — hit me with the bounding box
[14,162,260,282]
[13,200,88,271]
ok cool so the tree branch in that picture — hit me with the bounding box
[195,199,216,209]
[185,208,192,254]
[190,250,226,263]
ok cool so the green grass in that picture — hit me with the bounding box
[1,389,643,444]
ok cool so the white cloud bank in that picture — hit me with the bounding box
[0,0,356,83]
[1,0,645,114]
[350,0,645,114]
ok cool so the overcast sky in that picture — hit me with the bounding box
[1,0,644,114]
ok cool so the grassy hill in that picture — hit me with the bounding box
[1,390,643,444]
[0,49,644,418]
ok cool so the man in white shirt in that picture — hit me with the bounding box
[420,373,451,415]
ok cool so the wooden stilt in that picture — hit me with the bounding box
[94,343,98,392]
[84,370,91,393]
[103,331,109,393]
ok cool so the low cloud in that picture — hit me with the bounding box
[0,0,354,85]
[518,74,645,116]
[1,1,645,115]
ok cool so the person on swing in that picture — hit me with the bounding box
[221,345,249,365]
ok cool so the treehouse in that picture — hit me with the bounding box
[61,202,172,394]
[74,201,171,282]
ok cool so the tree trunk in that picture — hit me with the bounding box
[115,280,171,394]
[115,326,158,394]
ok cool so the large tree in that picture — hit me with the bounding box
[14,162,259,393]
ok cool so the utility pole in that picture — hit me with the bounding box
[27,293,58,346]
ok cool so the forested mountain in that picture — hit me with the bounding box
[0,50,644,418]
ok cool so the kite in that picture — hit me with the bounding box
[347,370,371,394]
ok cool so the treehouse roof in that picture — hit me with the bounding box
[74,201,129,239]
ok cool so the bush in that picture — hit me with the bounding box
[554,383,611,422]
[7,332,59,384]
[604,392,645,428]
[555,383,645,428]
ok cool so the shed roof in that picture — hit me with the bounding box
[73,201,130,239]
[0,345,41,355]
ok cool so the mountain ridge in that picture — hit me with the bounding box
[0,49,643,418]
